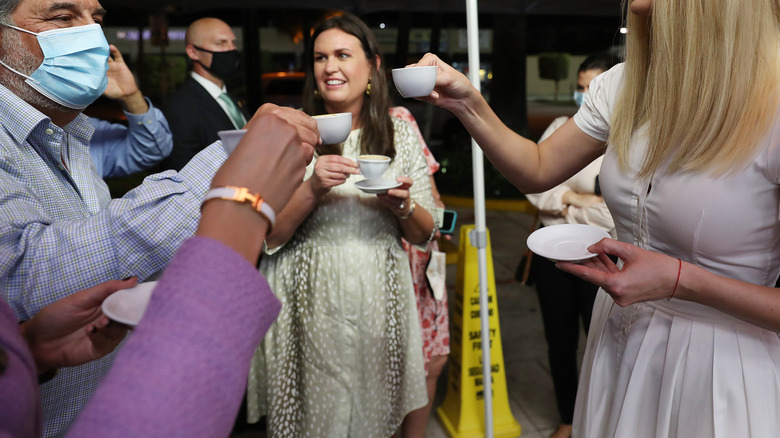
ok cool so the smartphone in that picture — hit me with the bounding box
[440,209,458,235]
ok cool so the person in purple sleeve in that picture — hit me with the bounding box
[0,108,314,438]
[0,0,318,435]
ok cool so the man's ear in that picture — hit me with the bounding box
[184,44,199,61]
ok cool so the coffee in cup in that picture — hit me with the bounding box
[357,155,391,180]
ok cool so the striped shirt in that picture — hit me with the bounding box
[0,83,226,436]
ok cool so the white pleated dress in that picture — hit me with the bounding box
[571,63,780,438]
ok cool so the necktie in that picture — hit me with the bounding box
[218,93,246,129]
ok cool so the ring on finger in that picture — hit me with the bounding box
[399,202,405,210]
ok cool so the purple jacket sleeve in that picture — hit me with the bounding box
[67,236,281,438]
[0,301,41,438]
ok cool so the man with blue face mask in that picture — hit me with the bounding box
[0,1,319,436]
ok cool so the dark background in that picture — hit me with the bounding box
[92,2,624,198]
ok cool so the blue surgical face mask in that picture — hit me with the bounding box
[573,90,586,108]
[0,23,109,110]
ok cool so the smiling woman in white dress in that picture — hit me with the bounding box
[406,0,780,436]
[245,12,435,437]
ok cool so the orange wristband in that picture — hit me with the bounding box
[202,186,276,231]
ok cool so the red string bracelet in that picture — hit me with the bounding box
[667,258,682,301]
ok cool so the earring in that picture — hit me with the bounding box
[314,89,321,99]
[365,82,372,95]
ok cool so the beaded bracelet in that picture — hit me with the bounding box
[202,186,276,232]
[667,258,682,301]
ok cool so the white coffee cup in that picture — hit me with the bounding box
[218,129,247,154]
[391,66,437,98]
[357,154,391,180]
[313,112,352,145]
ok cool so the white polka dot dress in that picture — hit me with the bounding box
[247,118,432,437]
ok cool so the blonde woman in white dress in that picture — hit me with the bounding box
[407,0,780,436]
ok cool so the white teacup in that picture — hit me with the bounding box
[313,112,352,145]
[391,66,437,98]
[218,129,247,154]
[358,154,391,180]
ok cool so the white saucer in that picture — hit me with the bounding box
[102,281,158,327]
[526,224,610,263]
[354,178,402,194]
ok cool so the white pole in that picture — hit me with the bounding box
[465,0,493,436]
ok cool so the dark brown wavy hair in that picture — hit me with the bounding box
[303,12,395,158]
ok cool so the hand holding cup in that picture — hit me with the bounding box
[310,155,360,196]
[313,112,352,144]
[404,53,475,113]
[212,111,313,213]
[220,103,320,158]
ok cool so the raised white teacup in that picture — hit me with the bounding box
[358,154,391,180]
[313,112,352,145]
[391,65,437,98]
[218,129,247,154]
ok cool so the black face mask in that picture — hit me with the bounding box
[193,45,240,80]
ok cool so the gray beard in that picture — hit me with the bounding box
[0,28,70,114]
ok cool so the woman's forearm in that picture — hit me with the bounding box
[451,91,543,190]
[453,93,604,193]
[398,203,435,245]
[197,200,269,265]
[676,262,780,332]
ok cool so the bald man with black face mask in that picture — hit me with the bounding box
[161,17,250,171]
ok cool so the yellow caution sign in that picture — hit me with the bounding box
[436,225,522,438]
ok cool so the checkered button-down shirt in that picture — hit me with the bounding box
[0,84,226,436]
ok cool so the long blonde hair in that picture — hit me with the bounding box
[610,0,780,178]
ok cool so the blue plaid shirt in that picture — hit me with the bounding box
[0,84,226,436]
[88,98,173,178]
